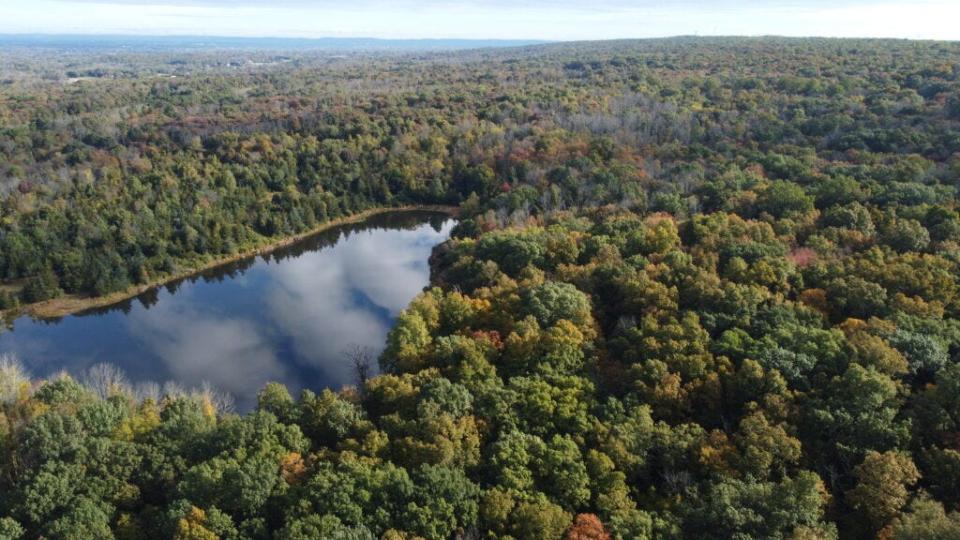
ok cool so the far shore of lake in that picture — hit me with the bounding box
[4,205,458,321]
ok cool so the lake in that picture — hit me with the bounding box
[0,211,456,411]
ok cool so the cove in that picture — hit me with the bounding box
[0,211,456,411]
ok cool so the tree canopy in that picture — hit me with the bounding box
[2,36,960,539]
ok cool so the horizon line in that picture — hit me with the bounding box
[1,32,956,44]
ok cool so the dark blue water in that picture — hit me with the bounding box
[0,211,455,410]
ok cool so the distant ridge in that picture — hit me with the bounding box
[0,33,549,51]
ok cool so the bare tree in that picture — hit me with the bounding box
[162,381,187,400]
[197,381,235,416]
[0,353,28,404]
[134,381,162,404]
[82,363,131,400]
[50,369,72,382]
[343,344,375,389]
[662,469,693,495]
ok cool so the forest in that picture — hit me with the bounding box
[1,36,960,539]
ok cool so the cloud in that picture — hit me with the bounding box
[264,220,455,386]
[3,0,956,39]
[47,0,884,7]
[0,214,455,411]
[127,295,291,409]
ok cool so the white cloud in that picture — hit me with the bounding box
[126,297,292,407]
[263,220,454,385]
[0,216,454,410]
[0,0,956,40]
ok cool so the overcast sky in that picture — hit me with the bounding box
[0,0,956,41]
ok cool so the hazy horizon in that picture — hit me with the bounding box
[0,0,957,42]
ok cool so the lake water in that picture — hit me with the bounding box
[0,211,455,411]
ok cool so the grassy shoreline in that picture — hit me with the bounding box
[4,205,459,321]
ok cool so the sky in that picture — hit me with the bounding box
[0,0,957,41]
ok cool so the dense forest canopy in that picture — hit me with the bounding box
[0,37,959,539]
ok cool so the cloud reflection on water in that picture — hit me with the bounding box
[264,220,454,387]
[0,212,454,411]
[126,299,291,404]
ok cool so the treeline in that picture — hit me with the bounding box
[1,199,958,538]
[1,129,435,307]
[2,37,959,308]
[0,36,959,539]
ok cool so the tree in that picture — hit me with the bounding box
[256,382,296,423]
[344,345,376,389]
[1,37,959,540]
[510,499,572,540]
[381,310,432,373]
[533,435,592,510]
[731,408,802,480]
[815,176,866,208]
[805,365,909,469]
[889,496,960,540]
[882,218,931,253]
[565,514,611,540]
[299,389,364,447]
[891,330,949,377]
[277,514,375,540]
[20,265,61,303]
[454,164,498,200]
[402,464,481,539]
[757,181,814,219]
[171,506,218,540]
[0,518,25,540]
[176,453,285,519]
[682,471,833,540]
[524,281,594,331]
[476,231,546,277]
[846,450,920,530]
[40,498,113,539]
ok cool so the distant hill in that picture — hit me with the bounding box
[0,33,548,51]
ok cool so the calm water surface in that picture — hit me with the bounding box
[0,211,455,410]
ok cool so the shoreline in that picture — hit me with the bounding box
[4,205,459,321]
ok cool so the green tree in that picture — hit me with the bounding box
[683,472,833,540]
[523,281,594,331]
[889,496,960,540]
[757,181,814,219]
